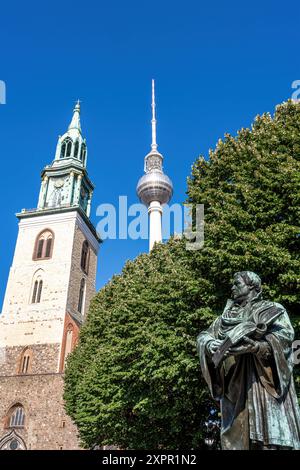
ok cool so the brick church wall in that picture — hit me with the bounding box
[0,373,80,450]
[67,221,97,317]
[0,211,99,450]
[0,344,60,376]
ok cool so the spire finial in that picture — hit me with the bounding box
[68,99,81,131]
[151,79,157,151]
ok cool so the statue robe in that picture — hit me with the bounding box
[197,298,300,449]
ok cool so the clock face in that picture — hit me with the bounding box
[54,178,65,189]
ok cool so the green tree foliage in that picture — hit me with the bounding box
[64,239,214,449]
[188,100,300,311]
[64,101,300,449]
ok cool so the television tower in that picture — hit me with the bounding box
[136,80,173,251]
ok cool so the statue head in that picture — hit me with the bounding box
[231,271,262,304]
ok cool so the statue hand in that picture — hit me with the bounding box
[225,337,259,357]
[255,341,272,361]
[206,339,223,358]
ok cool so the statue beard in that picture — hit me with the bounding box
[232,292,250,306]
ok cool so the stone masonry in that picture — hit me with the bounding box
[0,374,80,450]
[0,209,99,450]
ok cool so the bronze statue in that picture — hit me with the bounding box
[197,271,300,450]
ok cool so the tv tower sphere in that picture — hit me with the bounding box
[136,80,173,251]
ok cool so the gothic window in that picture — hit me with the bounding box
[60,141,66,158]
[74,140,79,159]
[80,240,90,274]
[60,137,73,158]
[37,239,44,258]
[36,280,43,302]
[32,280,38,303]
[80,143,86,164]
[19,348,32,374]
[45,237,52,257]
[66,138,72,157]
[0,430,27,450]
[32,279,43,303]
[33,229,54,260]
[8,405,25,428]
[78,278,86,314]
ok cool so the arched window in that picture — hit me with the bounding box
[80,241,90,274]
[37,238,44,258]
[8,405,25,428]
[32,278,43,303]
[66,138,72,157]
[36,280,43,302]
[0,430,27,450]
[80,143,86,164]
[74,140,79,159]
[33,229,54,260]
[60,137,73,158]
[32,280,38,303]
[19,348,32,374]
[78,278,85,314]
[60,141,66,159]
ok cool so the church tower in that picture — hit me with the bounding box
[0,103,100,450]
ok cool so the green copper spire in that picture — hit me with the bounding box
[53,100,87,166]
[68,100,82,132]
[37,102,94,218]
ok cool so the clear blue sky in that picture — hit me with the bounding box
[0,0,299,307]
